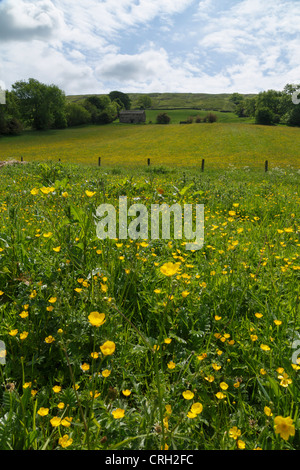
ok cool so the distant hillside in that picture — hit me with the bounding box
[67,92,257,112]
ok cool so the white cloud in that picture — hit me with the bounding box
[0,0,299,94]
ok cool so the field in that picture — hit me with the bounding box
[0,119,300,451]
[0,118,300,169]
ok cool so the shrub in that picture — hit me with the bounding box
[156,113,171,124]
[255,107,274,125]
[206,112,217,123]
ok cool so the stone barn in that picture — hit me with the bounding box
[119,110,146,124]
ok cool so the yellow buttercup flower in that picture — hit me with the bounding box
[37,407,49,417]
[85,190,96,197]
[88,311,106,327]
[182,390,194,400]
[122,389,131,397]
[112,408,125,419]
[100,340,116,356]
[274,416,295,440]
[160,262,181,276]
[58,434,73,448]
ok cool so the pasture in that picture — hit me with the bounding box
[0,120,299,450]
[0,119,300,169]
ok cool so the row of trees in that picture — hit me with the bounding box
[0,78,134,135]
[230,84,300,126]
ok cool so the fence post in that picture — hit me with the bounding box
[265,160,268,172]
[21,156,23,162]
[201,159,205,172]
[98,157,101,167]
[147,158,150,166]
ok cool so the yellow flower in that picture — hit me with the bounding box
[190,402,203,415]
[212,363,221,371]
[164,338,172,344]
[61,417,73,427]
[250,334,258,341]
[274,416,295,441]
[215,392,226,399]
[260,344,271,351]
[43,232,52,238]
[112,408,125,419]
[30,188,39,195]
[52,385,62,393]
[167,361,176,370]
[237,440,246,449]
[204,375,215,382]
[58,434,73,448]
[220,382,228,390]
[274,320,282,326]
[91,351,99,359]
[80,363,90,372]
[20,331,28,340]
[19,311,29,319]
[264,406,273,417]
[160,262,181,276]
[48,297,57,303]
[255,313,263,318]
[122,389,131,397]
[57,402,65,409]
[88,311,106,327]
[40,187,55,194]
[53,246,61,252]
[182,390,194,400]
[229,426,241,440]
[100,340,116,356]
[37,407,49,417]
[215,315,222,321]
[102,369,111,377]
[187,411,197,419]
[50,416,61,427]
[278,372,292,387]
[45,335,55,344]
[181,290,190,298]
[23,382,32,388]
[85,190,96,197]
[9,329,18,336]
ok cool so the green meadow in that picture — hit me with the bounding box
[0,115,299,450]
[0,118,299,169]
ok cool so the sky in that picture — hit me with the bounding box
[0,0,299,96]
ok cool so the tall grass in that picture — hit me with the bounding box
[0,162,299,450]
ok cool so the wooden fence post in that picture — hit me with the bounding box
[147,158,150,166]
[265,160,268,172]
[98,157,101,167]
[201,159,205,172]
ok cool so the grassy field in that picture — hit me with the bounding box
[0,120,299,170]
[0,159,299,450]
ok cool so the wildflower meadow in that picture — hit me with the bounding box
[0,160,299,451]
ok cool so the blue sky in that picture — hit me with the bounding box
[0,0,299,95]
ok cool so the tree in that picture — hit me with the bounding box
[11,78,67,130]
[0,91,23,136]
[137,95,152,109]
[255,107,274,125]
[66,102,91,127]
[109,91,131,110]
[82,95,118,124]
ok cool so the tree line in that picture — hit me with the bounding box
[0,78,136,136]
[230,84,300,126]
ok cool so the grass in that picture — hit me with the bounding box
[0,160,299,450]
[1,120,299,170]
